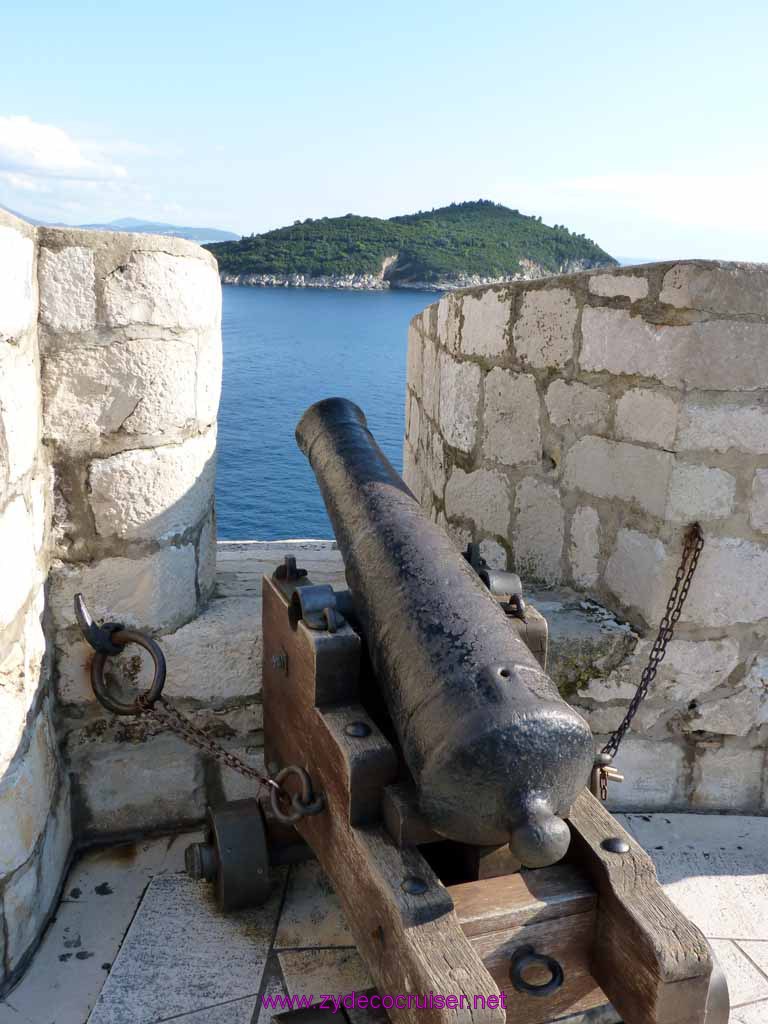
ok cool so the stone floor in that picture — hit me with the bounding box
[1,815,767,1024]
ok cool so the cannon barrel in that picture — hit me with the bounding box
[296,398,594,868]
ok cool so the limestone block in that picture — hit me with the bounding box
[0,495,40,629]
[615,388,679,449]
[30,470,49,556]
[681,537,768,627]
[438,353,481,453]
[684,321,768,390]
[569,506,600,587]
[608,736,686,811]
[88,428,216,541]
[483,369,540,466]
[479,538,507,569]
[103,250,220,330]
[421,339,439,420]
[666,463,736,522]
[750,469,768,533]
[38,246,96,333]
[436,293,460,352]
[445,467,510,536]
[4,856,38,972]
[691,741,764,811]
[219,744,267,803]
[37,786,72,939]
[198,511,217,602]
[580,307,688,384]
[677,400,768,455]
[196,325,223,427]
[581,307,768,390]
[0,337,41,485]
[513,478,564,583]
[0,224,35,343]
[534,589,637,699]
[50,545,197,633]
[73,733,205,835]
[42,337,202,451]
[687,656,768,736]
[0,641,27,771]
[604,529,674,623]
[0,593,47,768]
[660,262,768,315]
[408,394,421,450]
[406,323,423,395]
[460,288,510,358]
[563,436,673,517]
[584,637,739,705]
[440,514,472,553]
[163,596,260,704]
[0,710,58,875]
[421,428,447,497]
[402,441,419,494]
[545,380,610,433]
[513,288,577,369]
[588,273,649,301]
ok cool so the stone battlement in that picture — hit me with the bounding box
[403,262,768,816]
[1,203,767,993]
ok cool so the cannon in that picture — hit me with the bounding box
[201,398,728,1024]
[294,397,593,867]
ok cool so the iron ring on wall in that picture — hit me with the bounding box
[90,629,167,716]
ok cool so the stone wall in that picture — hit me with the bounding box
[36,227,231,839]
[0,212,233,993]
[0,210,70,989]
[403,261,768,813]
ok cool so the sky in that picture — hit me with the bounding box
[1,0,767,261]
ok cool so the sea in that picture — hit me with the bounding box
[215,285,441,540]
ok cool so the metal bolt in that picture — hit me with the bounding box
[401,876,428,895]
[345,721,371,738]
[602,836,630,855]
[271,653,287,672]
[184,841,218,881]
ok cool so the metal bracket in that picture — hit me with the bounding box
[74,593,125,655]
[290,584,343,633]
[463,544,526,619]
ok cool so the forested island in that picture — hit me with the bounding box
[205,200,617,291]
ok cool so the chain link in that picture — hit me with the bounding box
[599,769,608,802]
[601,522,705,759]
[137,694,280,794]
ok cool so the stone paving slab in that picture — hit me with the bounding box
[87,871,286,1024]
[274,861,354,949]
[0,832,203,1024]
[3,815,768,1023]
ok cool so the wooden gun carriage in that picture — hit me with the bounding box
[204,399,730,1024]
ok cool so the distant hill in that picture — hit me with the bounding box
[0,206,238,244]
[206,200,617,289]
[75,218,239,243]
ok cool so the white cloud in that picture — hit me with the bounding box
[0,115,127,181]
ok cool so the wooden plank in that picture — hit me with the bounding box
[262,573,505,1024]
[449,864,595,938]
[568,789,712,1024]
[382,783,442,847]
[470,912,606,1024]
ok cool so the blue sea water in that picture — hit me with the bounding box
[215,285,441,539]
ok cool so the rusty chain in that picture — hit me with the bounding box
[596,522,705,799]
[136,693,278,790]
[74,593,323,822]
[135,696,323,822]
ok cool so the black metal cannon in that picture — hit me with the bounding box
[295,397,593,869]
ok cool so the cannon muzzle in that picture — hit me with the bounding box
[296,397,593,867]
